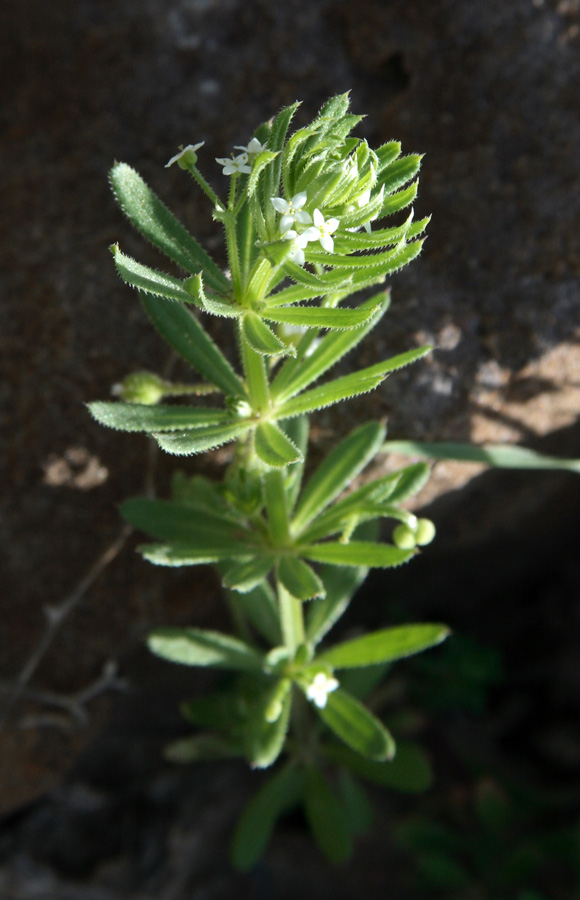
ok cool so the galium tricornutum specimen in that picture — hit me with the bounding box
[90,93,452,866]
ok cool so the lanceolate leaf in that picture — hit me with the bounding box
[323,740,433,793]
[317,688,395,761]
[305,562,369,646]
[276,343,430,420]
[254,422,303,468]
[276,370,385,419]
[244,684,291,769]
[231,763,303,871]
[263,303,380,330]
[154,421,252,455]
[303,541,414,569]
[292,422,386,533]
[121,497,254,544]
[140,541,258,566]
[242,311,288,356]
[141,294,246,399]
[379,154,422,195]
[317,624,451,669]
[379,181,418,217]
[88,402,230,433]
[109,163,229,293]
[148,627,264,672]
[277,556,325,601]
[222,556,275,593]
[381,440,580,475]
[236,581,281,646]
[271,292,391,403]
[112,245,195,303]
[303,767,352,864]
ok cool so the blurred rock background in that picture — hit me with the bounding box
[1,0,579,896]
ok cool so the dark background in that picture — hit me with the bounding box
[1,0,580,896]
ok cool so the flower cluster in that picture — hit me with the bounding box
[215,137,266,176]
[272,192,340,264]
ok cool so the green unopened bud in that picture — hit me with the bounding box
[415,518,436,546]
[264,678,291,723]
[392,523,417,550]
[113,371,165,405]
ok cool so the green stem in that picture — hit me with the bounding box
[278,582,305,655]
[263,468,290,545]
[224,177,243,298]
[240,328,270,413]
[187,165,223,209]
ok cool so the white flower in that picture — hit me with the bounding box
[215,152,252,176]
[234,137,266,156]
[270,192,312,235]
[306,672,339,709]
[165,142,205,169]
[303,208,340,252]
[282,228,310,266]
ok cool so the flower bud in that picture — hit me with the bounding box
[113,371,165,405]
[415,518,436,546]
[392,523,417,550]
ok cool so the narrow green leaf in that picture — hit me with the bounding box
[334,216,412,252]
[381,440,580,474]
[245,683,291,769]
[185,272,241,318]
[299,472,411,544]
[141,294,246,399]
[303,541,414,569]
[271,292,390,403]
[305,555,370,646]
[140,541,256,566]
[154,421,252,455]
[277,556,325,601]
[292,422,386,532]
[112,244,194,303]
[265,274,353,308]
[376,141,401,173]
[247,149,279,197]
[386,462,431,503]
[88,401,230,433]
[110,162,229,293]
[379,154,422,195]
[242,311,289,356]
[379,181,418,217]
[237,581,281,646]
[323,740,433,793]
[318,624,450,669]
[231,763,303,871]
[304,767,352,864]
[337,770,374,837]
[276,370,384,419]
[148,627,264,672]
[254,422,303,468]
[281,415,309,512]
[263,303,380,330]
[317,688,395,761]
[222,556,275,593]
[121,496,249,543]
[276,340,430,420]
[171,473,243,521]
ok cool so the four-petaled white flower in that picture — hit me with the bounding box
[282,228,310,266]
[304,208,340,252]
[234,138,266,156]
[271,192,312,235]
[305,672,339,709]
[215,152,252,176]
[165,142,205,169]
